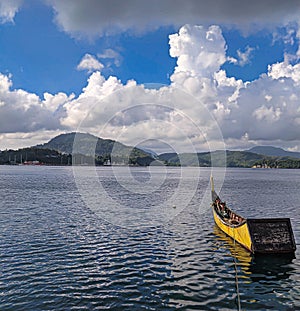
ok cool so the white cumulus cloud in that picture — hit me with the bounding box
[77,54,104,72]
[0,0,22,23]
[268,59,300,83]
[0,73,64,134]
[170,25,227,79]
[236,46,255,66]
[2,23,300,152]
[97,49,123,67]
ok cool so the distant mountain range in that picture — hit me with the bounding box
[158,147,300,168]
[158,145,300,168]
[159,150,262,167]
[248,146,300,159]
[1,133,300,168]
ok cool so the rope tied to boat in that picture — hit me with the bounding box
[232,228,242,311]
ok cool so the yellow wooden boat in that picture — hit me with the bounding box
[210,176,296,254]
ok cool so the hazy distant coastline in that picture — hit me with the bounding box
[1,132,300,168]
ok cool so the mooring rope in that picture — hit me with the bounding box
[232,228,242,311]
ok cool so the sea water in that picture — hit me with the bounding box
[0,166,299,310]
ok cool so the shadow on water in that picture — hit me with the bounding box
[213,225,298,310]
[251,253,295,282]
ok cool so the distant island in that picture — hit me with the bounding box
[1,132,300,168]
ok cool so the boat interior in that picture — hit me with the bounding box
[213,197,246,227]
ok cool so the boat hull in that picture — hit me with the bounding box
[213,208,252,252]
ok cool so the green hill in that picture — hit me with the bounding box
[38,132,156,165]
[158,150,300,168]
[248,146,300,159]
[37,132,145,157]
[0,132,155,166]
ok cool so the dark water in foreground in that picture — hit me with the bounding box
[0,166,299,310]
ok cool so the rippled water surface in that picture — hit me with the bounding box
[0,166,299,310]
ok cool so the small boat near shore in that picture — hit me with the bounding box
[210,176,296,254]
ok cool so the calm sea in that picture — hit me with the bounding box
[0,166,299,310]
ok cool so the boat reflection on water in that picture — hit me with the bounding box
[213,225,253,273]
[213,224,295,277]
[213,225,298,309]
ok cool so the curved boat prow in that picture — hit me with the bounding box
[210,175,219,202]
[210,175,214,192]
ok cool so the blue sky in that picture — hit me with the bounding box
[0,2,177,96]
[1,1,100,96]
[0,2,292,96]
[1,0,300,152]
